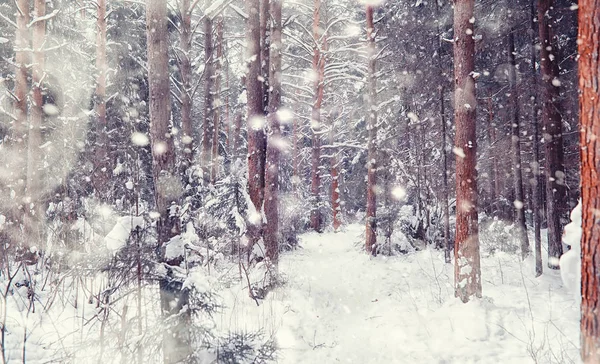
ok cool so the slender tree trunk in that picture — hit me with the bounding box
[211,16,224,183]
[179,0,194,169]
[486,95,497,213]
[579,1,600,361]
[14,0,29,147]
[146,1,189,362]
[440,87,451,263]
[508,30,530,259]
[260,0,270,111]
[331,137,341,231]
[538,0,566,268]
[95,0,109,199]
[264,0,282,264]
[246,0,266,214]
[310,0,324,232]
[453,0,482,302]
[530,0,543,276]
[203,13,214,184]
[365,5,377,255]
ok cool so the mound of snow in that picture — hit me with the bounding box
[559,200,581,297]
[104,216,144,253]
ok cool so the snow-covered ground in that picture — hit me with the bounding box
[219,224,580,364]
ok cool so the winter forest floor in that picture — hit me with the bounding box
[219,224,580,364]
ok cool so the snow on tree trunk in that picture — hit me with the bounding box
[203,12,214,184]
[453,0,482,303]
[146,0,189,361]
[578,2,600,360]
[264,0,282,264]
[507,30,530,260]
[211,16,224,183]
[537,0,566,269]
[365,5,377,255]
[95,0,109,199]
[179,0,194,169]
[310,0,324,233]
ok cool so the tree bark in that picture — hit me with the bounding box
[578,1,600,361]
[365,5,377,255]
[246,0,266,213]
[14,0,29,147]
[538,0,566,269]
[508,30,530,260]
[95,0,109,199]
[179,0,194,169]
[530,0,543,277]
[440,87,451,263]
[202,13,214,184]
[211,16,224,183]
[146,1,189,362]
[310,0,324,232]
[453,0,482,302]
[264,0,282,264]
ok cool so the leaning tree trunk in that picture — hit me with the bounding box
[264,0,282,264]
[507,29,530,260]
[578,1,600,362]
[146,1,189,362]
[538,0,566,269]
[453,0,482,303]
[365,5,378,255]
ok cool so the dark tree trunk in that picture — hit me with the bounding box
[365,5,377,255]
[146,1,189,362]
[310,0,325,232]
[453,0,482,303]
[538,0,566,269]
[14,0,28,144]
[211,16,224,183]
[508,30,530,259]
[579,1,600,361]
[530,0,543,276]
[264,0,282,264]
[440,87,451,263]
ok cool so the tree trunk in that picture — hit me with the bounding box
[508,30,530,259]
[95,0,109,199]
[538,0,566,269]
[203,13,214,184]
[264,0,282,264]
[246,0,266,213]
[365,5,377,255]
[14,0,28,148]
[440,87,451,263]
[453,0,482,302]
[211,16,224,183]
[179,0,194,169]
[530,0,543,277]
[260,0,270,111]
[310,0,324,232]
[579,1,600,361]
[146,1,189,362]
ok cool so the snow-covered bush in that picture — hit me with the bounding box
[478,216,521,255]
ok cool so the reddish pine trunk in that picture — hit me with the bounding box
[211,16,224,183]
[508,30,530,259]
[146,0,188,361]
[27,0,46,200]
[264,0,282,263]
[453,0,482,302]
[537,0,566,268]
[14,0,28,144]
[579,2,600,361]
[310,0,324,232]
[179,0,194,168]
[95,0,109,198]
[202,15,214,184]
[365,5,377,255]
[246,0,266,212]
